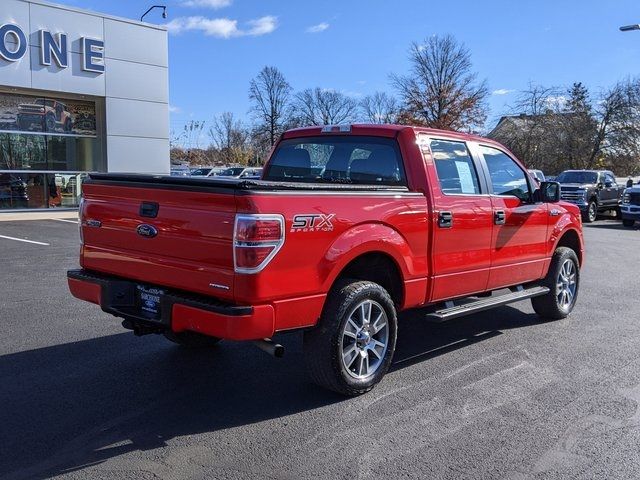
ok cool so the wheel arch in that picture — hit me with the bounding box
[319,222,421,309]
[332,251,405,308]
[555,228,583,266]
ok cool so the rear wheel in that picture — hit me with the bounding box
[531,247,580,320]
[163,330,221,348]
[303,279,397,396]
[623,219,635,228]
[583,201,597,223]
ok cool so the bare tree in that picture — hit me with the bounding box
[209,112,251,166]
[392,34,488,131]
[179,120,206,149]
[592,79,640,174]
[360,91,399,124]
[248,66,293,147]
[491,84,565,171]
[491,79,640,175]
[294,88,359,126]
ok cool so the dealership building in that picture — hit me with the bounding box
[0,0,169,210]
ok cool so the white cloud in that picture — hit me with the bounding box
[166,15,277,38]
[246,16,278,36]
[182,0,232,8]
[492,89,514,95]
[169,105,181,113]
[306,22,329,33]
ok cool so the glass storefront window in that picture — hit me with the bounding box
[0,89,103,210]
[0,171,86,209]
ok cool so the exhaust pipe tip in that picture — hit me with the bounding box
[253,338,285,358]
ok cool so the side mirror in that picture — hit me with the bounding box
[597,182,604,189]
[538,181,560,203]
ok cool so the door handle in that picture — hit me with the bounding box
[438,211,453,228]
[550,209,560,216]
[494,210,506,225]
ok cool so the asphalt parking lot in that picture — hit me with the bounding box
[1,217,639,480]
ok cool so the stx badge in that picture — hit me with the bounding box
[291,214,336,232]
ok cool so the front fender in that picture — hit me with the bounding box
[548,207,584,264]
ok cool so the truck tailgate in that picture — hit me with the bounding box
[80,180,237,301]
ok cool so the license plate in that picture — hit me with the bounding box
[136,285,164,319]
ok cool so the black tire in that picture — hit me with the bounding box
[303,279,397,396]
[531,247,580,320]
[45,114,56,132]
[582,201,597,223]
[623,219,635,228]
[163,330,221,348]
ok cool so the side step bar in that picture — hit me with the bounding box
[425,285,550,322]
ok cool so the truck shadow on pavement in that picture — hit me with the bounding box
[0,305,539,479]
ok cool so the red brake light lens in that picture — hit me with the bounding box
[234,215,285,273]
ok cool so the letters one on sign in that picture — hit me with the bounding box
[0,23,105,74]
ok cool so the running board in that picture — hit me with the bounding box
[425,286,550,322]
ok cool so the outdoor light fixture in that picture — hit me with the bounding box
[141,5,167,22]
[620,24,640,32]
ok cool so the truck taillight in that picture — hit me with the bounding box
[233,214,285,273]
[78,197,84,245]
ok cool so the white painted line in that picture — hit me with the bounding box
[53,218,78,224]
[0,234,50,246]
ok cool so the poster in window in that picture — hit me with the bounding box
[0,92,96,136]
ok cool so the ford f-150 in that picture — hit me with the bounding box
[68,124,584,395]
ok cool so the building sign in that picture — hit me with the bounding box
[0,23,104,73]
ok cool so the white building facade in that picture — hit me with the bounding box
[0,0,169,210]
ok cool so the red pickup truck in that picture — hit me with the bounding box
[68,124,584,395]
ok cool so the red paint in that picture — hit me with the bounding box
[68,278,101,305]
[70,124,584,341]
[171,304,275,341]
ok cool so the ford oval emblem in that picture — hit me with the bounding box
[136,224,158,238]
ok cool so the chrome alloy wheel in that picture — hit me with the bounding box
[587,202,597,222]
[341,299,389,379]
[556,259,577,311]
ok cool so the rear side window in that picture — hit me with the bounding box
[263,136,406,186]
[480,145,530,201]
[429,139,481,195]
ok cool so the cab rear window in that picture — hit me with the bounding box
[263,136,406,186]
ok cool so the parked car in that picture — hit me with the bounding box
[0,173,28,208]
[189,168,213,177]
[528,169,546,183]
[68,124,584,395]
[17,99,73,132]
[556,169,624,223]
[621,184,640,227]
[169,165,190,177]
[216,167,263,179]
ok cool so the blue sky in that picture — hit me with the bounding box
[60,0,640,139]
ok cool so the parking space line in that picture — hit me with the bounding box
[0,234,50,246]
[53,219,78,224]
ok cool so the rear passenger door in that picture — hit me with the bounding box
[422,137,493,301]
[477,145,549,289]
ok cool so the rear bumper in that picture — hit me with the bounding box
[67,269,275,340]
